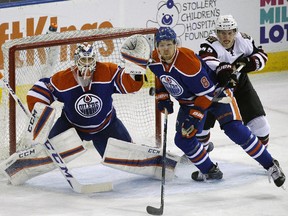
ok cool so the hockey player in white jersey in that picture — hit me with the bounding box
[197,15,271,150]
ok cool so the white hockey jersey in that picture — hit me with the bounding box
[199,31,267,72]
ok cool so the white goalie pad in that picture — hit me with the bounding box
[120,34,151,75]
[25,102,56,145]
[0,128,86,185]
[102,138,180,180]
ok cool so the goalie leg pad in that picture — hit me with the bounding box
[26,102,56,145]
[102,138,180,180]
[0,128,86,185]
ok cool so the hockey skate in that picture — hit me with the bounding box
[203,141,214,153]
[268,159,286,187]
[191,163,223,181]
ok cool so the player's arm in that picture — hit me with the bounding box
[234,36,268,73]
[199,42,220,71]
[155,78,174,114]
[26,77,55,112]
[113,34,152,93]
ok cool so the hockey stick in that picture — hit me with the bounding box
[0,71,113,193]
[212,64,245,101]
[146,109,168,215]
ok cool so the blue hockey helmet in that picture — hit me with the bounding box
[155,27,177,45]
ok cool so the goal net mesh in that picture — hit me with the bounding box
[0,27,160,160]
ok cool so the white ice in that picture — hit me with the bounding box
[1,71,288,216]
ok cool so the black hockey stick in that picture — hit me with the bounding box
[146,109,168,215]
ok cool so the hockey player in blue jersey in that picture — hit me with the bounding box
[148,27,285,187]
[27,40,148,158]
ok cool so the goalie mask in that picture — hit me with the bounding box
[74,43,97,87]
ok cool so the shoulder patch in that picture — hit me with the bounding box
[206,36,218,43]
[240,32,251,40]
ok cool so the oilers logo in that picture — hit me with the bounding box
[75,94,102,118]
[160,75,183,97]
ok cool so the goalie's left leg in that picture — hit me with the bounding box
[0,128,86,185]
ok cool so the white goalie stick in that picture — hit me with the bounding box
[0,71,113,193]
[146,109,168,215]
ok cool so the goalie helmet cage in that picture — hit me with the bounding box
[0,27,162,160]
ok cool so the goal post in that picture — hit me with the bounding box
[0,27,162,160]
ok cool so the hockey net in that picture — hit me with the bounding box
[0,27,161,160]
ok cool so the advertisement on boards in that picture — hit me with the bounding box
[0,0,287,71]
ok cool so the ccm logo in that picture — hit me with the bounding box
[19,149,36,158]
[148,149,160,154]
[27,109,38,132]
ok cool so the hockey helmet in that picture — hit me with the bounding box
[216,15,238,31]
[74,43,97,86]
[155,27,177,45]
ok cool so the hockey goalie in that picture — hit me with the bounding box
[0,34,180,187]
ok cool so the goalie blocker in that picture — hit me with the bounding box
[102,138,180,180]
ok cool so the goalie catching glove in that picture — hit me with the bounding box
[120,34,151,78]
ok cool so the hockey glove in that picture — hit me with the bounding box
[121,34,151,75]
[156,92,174,114]
[182,107,204,138]
[216,62,237,88]
[235,56,258,73]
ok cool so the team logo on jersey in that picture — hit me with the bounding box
[160,75,183,97]
[75,94,102,118]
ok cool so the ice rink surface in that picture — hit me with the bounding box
[1,71,288,216]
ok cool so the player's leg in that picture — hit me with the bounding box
[234,77,270,146]
[196,111,216,152]
[0,128,86,185]
[214,94,285,187]
[90,117,132,157]
[102,138,180,180]
[175,106,223,181]
[98,117,180,180]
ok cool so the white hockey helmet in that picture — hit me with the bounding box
[74,43,97,87]
[216,15,238,31]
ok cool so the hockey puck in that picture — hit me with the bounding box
[149,87,155,96]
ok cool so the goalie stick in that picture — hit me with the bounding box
[0,71,113,193]
[146,109,168,215]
